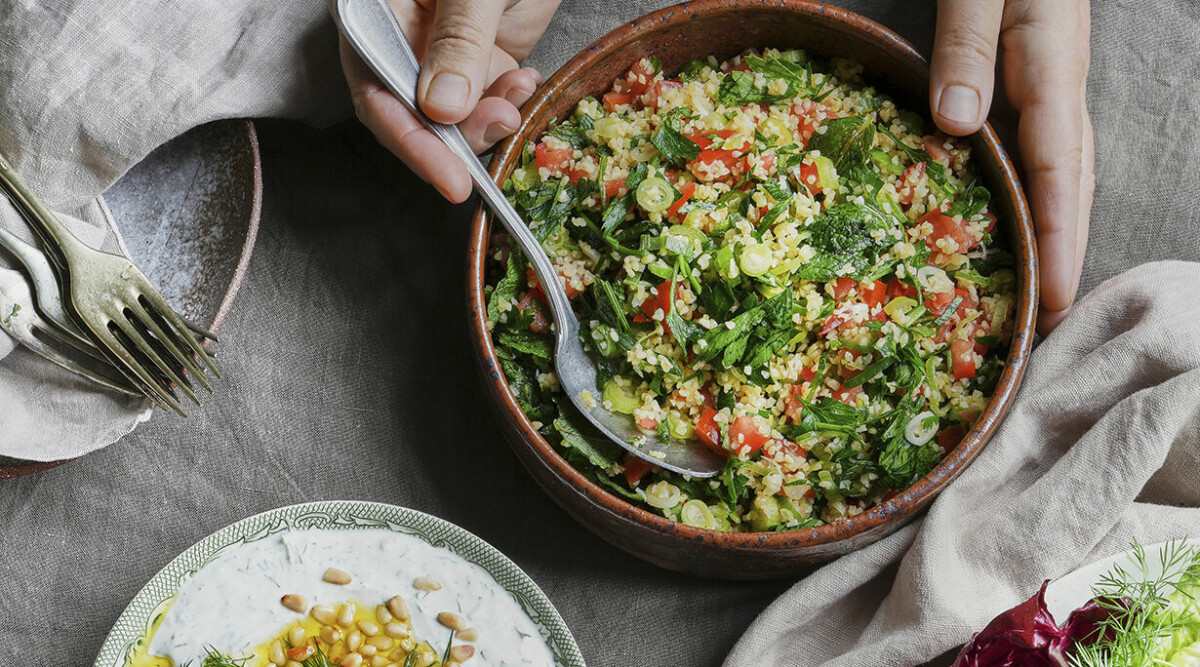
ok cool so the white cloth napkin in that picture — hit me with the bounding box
[725,260,1200,666]
[0,0,347,459]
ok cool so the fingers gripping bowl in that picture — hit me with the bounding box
[467,0,1036,579]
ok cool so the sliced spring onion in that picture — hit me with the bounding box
[869,149,904,175]
[589,324,622,359]
[739,243,773,277]
[761,117,794,145]
[683,208,707,228]
[602,378,640,414]
[666,412,695,440]
[916,265,948,292]
[813,154,839,191]
[593,116,626,140]
[635,176,674,213]
[904,410,939,446]
[680,499,715,528]
[883,296,919,322]
[644,481,681,509]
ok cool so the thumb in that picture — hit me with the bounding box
[929,0,1004,136]
[417,0,506,124]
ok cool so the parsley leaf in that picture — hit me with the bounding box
[806,115,876,173]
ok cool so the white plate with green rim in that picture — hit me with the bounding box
[93,500,586,667]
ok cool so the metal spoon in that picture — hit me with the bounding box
[333,0,725,477]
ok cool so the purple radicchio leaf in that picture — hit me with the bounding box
[951,582,1132,667]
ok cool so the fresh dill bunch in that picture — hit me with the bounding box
[200,647,250,667]
[1068,540,1200,667]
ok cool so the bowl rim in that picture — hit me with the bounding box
[467,0,1037,550]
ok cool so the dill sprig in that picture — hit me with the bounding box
[200,648,250,667]
[1068,540,1200,667]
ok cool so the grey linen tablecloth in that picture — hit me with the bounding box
[2,1,1200,666]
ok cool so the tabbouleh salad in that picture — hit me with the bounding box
[483,49,1017,532]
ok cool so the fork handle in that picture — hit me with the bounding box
[333,0,575,330]
[0,151,88,264]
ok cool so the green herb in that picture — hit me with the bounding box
[947,180,991,218]
[1,303,18,328]
[1070,540,1200,667]
[496,329,552,360]
[548,119,591,148]
[201,649,250,667]
[932,296,963,326]
[795,203,890,281]
[486,246,523,326]
[651,111,701,164]
[554,404,622,469]
[715,70,781,106]
[806,115,876,173]
[679,59,708,82]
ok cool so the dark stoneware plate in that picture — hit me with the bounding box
[468,0,1037,578]
[0,119,261,478]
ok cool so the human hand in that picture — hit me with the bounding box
[928,0,1093,335]
[334,0,560,203]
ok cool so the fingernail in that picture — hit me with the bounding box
[527,68,545,85]
[505,84,537,106]
[938,85,981,125]
[427,72,471,111]
[484,120,517,144]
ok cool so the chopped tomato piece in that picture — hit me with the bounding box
[666,181,695,218]
[922,134,950,162]
[698,385,716,409]
[567,168,589,185]
[937,424,967,454]
[695,407,724,456]
[722,59,751,72]
[728,416,768,454]
[921,210,978,254]
[623,455,653,485]
[605,178,629,199]
[776,438,809,460]
[819,314,843,336]
[951,338,977,379]
[783,384,805,422]
[859,280,887,308]
[794,161,823,195]
[896,161,926,205]
[624,59,658,95]
[790,102,823,146]
[535,142,572,176]
[834,385,863,406]
[983,209,998,233]
[800,367,817,383]
[836,349,861,379]
[641,78,682,109]
[602,91,634,113]
[636,416,659,431]
[886,278,918,300]
[686,128,734,150]
[832,277,856,300]
[924,288,957,315]
[526,267,582,299]
[516,291,550,333]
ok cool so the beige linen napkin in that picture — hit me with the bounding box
[725,261,1200,667]
[0,1,347,458]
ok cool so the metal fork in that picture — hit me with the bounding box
[0,153,219,415]
[0,269,141,396]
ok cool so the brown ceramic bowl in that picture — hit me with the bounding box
[0,119,261,479]
[468,0,1037,579]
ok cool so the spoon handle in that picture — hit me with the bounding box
[334,0,575,328]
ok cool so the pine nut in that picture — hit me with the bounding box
[361,645,377,657]
[450,645,474,662]
[415,649,437,667]
[288,627,308,646]
[386,596,410,622]
[357,619,380,636]
[383,622,409,638]
[347,630,364,652]
[456,628,480,642]
[311,604,336,624]
[437,611,468,631]
[366,635,393,649]
[288,645,315,661]
[413,576,441,591]
[320,625,344,644]
[323,567,352,585]
[338,602,356,626]
[389,647,411,661]
[375,605,394,624]
[370,657,390,667]
[287,662,304,667]
[339,654,363,667]
[281,594,308,613]
[269,640,287,666]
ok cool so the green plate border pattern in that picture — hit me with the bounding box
[93,500,586,667]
